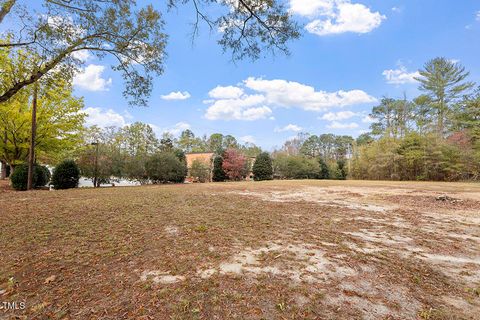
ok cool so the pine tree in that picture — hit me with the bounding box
[252,152,273,181]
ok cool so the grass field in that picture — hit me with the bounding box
[1,180,480,319]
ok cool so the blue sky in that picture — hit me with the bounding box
[70,0,480,150]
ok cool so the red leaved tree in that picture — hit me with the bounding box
[222,149,246,181]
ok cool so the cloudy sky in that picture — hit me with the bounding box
[73,0,480,149]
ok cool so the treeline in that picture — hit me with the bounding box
[272,133,350,180]
[271,57,479,182]
[352,58,480,181]
[2,56,478,185]
[75,124,262,185]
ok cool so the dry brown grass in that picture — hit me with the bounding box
[1,179,479,319]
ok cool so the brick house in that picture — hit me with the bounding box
[185,152,214,182]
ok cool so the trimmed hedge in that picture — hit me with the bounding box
[52,160,80,190]
[10,163,50,191]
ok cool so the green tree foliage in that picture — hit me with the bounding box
[51,160,80,189]
[318,158,330,179]
[370,97,413,138]
[240,142,262,158]
[356,133,374,146]
[190,159,211,183]
[0,1,166,105]
[415,58,474,136]
[10,163,49,190]
[212,156,227,182]
[273,154,320,179]
[1,1,299,105]
[0,50,85,171]
[300,135,320,158]
[336,160,347,180]
[351,58,479,182]
[145,152,187,183]
[208,133,224,155]
[252,152,273,181]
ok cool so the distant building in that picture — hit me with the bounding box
[185,152,257,182]
[185,152,214,182]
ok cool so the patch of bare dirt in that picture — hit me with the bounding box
[1,180,479,319]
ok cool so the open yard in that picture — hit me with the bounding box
[1,180,480,319]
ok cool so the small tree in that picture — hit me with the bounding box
[252,152,273,181]
[212,156,227,182]
[145,153,187,183]
[222,149,246,181]
[190,159,211,183]
[318,158,330,179]
[336,160,348,180]
[10,163,50,191]
[51,160,80,190]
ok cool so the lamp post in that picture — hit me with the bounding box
[91,142,99,188]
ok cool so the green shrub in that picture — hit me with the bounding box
[51,160,80,189]
[336,160,347,180]
[190,159,211,183]
[10,163,50,191]
[318,158,330,179]
[145,152,187,183]
[273,154,320,179]
[253,152,273,181]
[212,156,226,182]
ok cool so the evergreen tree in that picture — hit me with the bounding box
[415,57,474,136]
[252,152,273,181]
[212,156,226,182]
[318,158,330,179]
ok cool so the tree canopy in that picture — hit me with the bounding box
[0,0,300,105]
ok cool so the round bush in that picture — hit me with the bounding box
[253,152,273,181]
[10,163,50,191]
[51,160,80,190]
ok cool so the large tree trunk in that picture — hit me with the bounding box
[27,84,38,190]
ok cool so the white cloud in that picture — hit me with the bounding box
[83,107,127,127]
[361,115,375,123]
[327,121,359,129]
[208,85,244,99]
[164,122,191,135]
[161,91,191,100]
[71,50,91,62]
[244,77,376,111]
[275,124,303,133]
[320,110,356,121]
[239,135,256,144]
[73,64,112,91]
[289,0,334,17]
[204,77,375,121]
[290,0,386,36]
[205,94,272,121]
[383,66,420,85]
[476,10,480,21]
